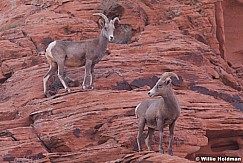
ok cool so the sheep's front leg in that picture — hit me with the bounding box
[157,119,164,154]
[168,121,175,156]
[90,64,95,89]
[137,118,145,152]
[83,60,92,90]
[43,63,57,97]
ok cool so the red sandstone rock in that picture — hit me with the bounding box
[0,0,242,162]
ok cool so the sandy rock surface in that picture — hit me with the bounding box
[0,0,242,162]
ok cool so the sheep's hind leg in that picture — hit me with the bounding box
[137,118,145,152]
[145,127,154,151]
[57,61,71,93]
[43,63,57,97]
[90,64,96,90]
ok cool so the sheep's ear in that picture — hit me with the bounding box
[165,78,172,85]
[98,19,105,28]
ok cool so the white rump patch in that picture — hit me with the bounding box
[135,103,141,118]
[46,41,57,58]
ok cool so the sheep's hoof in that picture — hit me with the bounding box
[82,85,88,90]
[168,149,173,156]
[65,87,71,93]
[91,86,96,90]
[44,90,55,98]
[82,85,96,90]
[45,93,51,98]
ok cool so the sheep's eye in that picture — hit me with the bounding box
[158,84,162,88]
[104,27,108,31]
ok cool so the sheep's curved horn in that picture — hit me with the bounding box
[160,72,179,81]
[111,17,120,24]
[93,13,109,24]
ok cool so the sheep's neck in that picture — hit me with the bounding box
[97,29,109,59]
[162,89,180,114]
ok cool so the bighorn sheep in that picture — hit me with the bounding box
[43,13,119,97]
[135,72,180,156]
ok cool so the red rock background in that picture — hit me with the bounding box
[0,0,242,162]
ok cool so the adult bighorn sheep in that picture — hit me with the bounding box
[43,13,119,97]
[135,72,180,156]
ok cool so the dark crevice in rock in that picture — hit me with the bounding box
[130,76,159,89]
[104,3,125,20]
[186,129,242,161]
[211,140,239,152]
[31,118,72,153]
[30,110,78,152]
[0,72,12,83]
[112,76,158,91]
[113,24,136,44]
[30,107,73,153]
[112,80,132,91]
[97,4,137,44]
[29,109,54,123]
[189,85,243,111]
[22,30,38,55]
[3,153,45,162]
[84,116,120,146]
[97,3,146,44]
[113,75,182,91]
[46,136,72,152]
[195,34,208,45]
[84,124,111,145]
[0,130,18,141]
[208,130,241,152]
[220,73,241,91]
[45,75,80,97]
[179,52,204,66]
[39,37,54,53]
[31,125,52,153]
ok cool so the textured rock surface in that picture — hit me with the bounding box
[0,0,242,162]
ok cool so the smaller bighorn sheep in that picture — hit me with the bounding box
[135,72,180,156]
[43,13,119,97]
